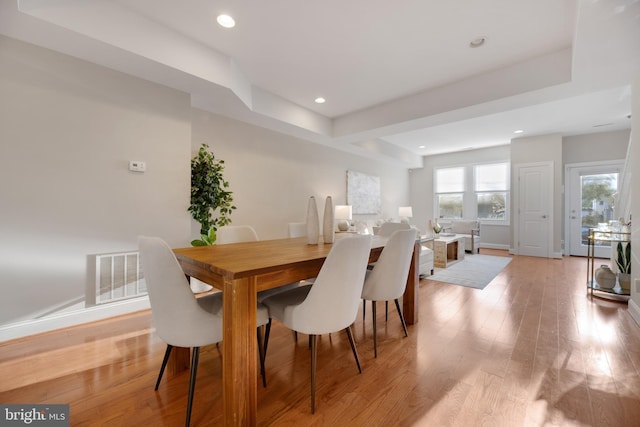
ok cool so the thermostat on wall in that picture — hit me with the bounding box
[129,160,146,172]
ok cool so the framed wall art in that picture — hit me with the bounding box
[347,170,381,214]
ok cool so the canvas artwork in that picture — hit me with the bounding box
[347,170,381,214]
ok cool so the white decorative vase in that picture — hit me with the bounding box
[306,196,319,245]
[595,265,616,290]
[323,196,335,243]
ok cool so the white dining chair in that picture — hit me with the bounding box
[261,234,373,413]
[364,222,411,321]
[216,225,259,244]
[377,221,410,236]
[138,236,270,426]
[361,228,417,357]
[287,222,307,238]
[216,225,308,302]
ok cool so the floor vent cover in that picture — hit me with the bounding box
[95,251,146,304]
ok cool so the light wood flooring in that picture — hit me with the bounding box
[2,249,640,426]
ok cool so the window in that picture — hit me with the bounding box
[437,194,463,219]
[433,162,510,222]
[475,163,509,221]
[435,167,464,219]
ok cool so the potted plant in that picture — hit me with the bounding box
[615,241,631,292]
[433,221,442,238]
[189,144,236,246]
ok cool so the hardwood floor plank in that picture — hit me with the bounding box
[2,250,640,426]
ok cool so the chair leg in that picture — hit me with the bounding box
[345,326,362,373]
[257,326,267,388]
[395,299,409,337]
[310,334,317,414]
[155,344,173,390]
[385,301,388,321]
[362,299,366,321]
[264,319,272,357]
[186,347,200,427]
[372,300,378,358]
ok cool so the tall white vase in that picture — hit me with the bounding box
[306,196,319,245]
[323,196,335,243]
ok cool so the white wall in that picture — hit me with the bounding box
[629,73,640,325]
[191,109,410,241]
[0,35,192,332]
[409,145,511,248]
[563,129,630,163]
[0,36,410,338]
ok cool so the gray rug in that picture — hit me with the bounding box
[428,254,512,289]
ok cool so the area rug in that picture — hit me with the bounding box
[428,254,512,290]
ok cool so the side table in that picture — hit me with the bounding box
[433,234,465,268]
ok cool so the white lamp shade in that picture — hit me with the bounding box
[398,206,413,218]
[335,205,352,220]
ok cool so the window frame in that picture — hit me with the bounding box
[433,161,510,225]
[434,166,465,220]
[436,192,464,220]
[474,162,510,224]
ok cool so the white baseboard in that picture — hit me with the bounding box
[479,243,510,250]
[0,297,150,342]
[629,298,640,327]
[505,248,562,258]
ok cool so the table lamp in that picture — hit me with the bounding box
[399,206,413,224]
[335,205,352,231]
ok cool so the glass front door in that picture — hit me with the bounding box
[566,162,622,257]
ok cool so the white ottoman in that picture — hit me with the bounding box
[419,245,434,277]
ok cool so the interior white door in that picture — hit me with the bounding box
[517,163,551,257]
[566,162,622,257]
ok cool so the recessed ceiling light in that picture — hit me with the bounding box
[217,14,235,28]
[469,37,486,48]
[418,145,425,149]
[314,97,326,104]
[514,130,524,134]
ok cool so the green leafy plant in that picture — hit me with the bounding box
[615,241,631,274]
[188,144,236,245]
[191,227,217,247]
[433,222,442,234]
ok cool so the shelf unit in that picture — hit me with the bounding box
[586,228,631,299]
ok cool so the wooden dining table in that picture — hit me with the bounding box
[172,233,420,426]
